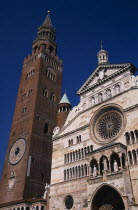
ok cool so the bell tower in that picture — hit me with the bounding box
[0,11,62,204]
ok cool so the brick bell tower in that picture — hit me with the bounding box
[0,11,62,204]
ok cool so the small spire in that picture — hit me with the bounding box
[59,93,71,105]
[43,10,53,27]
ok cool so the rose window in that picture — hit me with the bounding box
[91,105,125,144]
[96,111,123,140]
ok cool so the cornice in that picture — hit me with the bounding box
[77,64,133,95]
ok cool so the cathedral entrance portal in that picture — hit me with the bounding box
[91,185,125,210]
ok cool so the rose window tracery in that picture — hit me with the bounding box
[96,111,122,140]
[91,105,125,144]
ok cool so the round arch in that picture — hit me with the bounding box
[91,184,125,210]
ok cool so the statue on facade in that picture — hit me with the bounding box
[43,183,50,199]
[128,193,135,205]
[52,204,56,210]
[93,165,98,177]
[98,93,103,103]
[113,160,119,172]
[103,158,108,171]
[77,200,81,210]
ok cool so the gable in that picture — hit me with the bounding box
[77,63,132,95]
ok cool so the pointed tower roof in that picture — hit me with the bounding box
[59,93,71,105]
[43,10,53,28]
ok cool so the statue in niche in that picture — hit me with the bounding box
[91,97,95,106]
[77,200,81,210]
[106,89,111,98]
[93,165,98,177]
[128,193,135,205]
[113,160,119,172]
[52,204,56,210]
[115,85,120,94]
[103,158,108,171]
[43,183,50,199]
[98,93,103,103]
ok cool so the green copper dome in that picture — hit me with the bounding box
[59,93,71,105]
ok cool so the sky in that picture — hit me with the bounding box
[0,0,138,177]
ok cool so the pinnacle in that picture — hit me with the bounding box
[59,93,71,105]
[43,11,53,27]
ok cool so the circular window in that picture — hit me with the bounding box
[90,105,125,144]
[65,195,74,209]
[96,111,122,140]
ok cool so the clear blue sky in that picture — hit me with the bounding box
[0,0,138,177]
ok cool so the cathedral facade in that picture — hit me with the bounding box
[49,48,138,209]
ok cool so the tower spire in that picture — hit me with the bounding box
[43,10,53,27]
[33,11,56,55]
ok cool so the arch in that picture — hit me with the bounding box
[70,168,72,179]
[75,166,78,178]
[72,167,75,179]
[36,206,39,210]
[76,150,78,161]
[68,140,71,147]
[43,123,49,134]
[50,93,56,102]
[81,148,84,159]
[134,129,138,142]
[78,165,81,177]
[67,153,69,163]
[110,152,121,172]
[73,151,75,161]
[132,150,137,164]
[64,154,67,164]
[41,206,45,210]
[81,165,84,176]
[78,149,81,160]
[67,169,69,180]
[91,184,125,210]
[90,145,93,153]
[84,164,88,176]
[64,169,66,181]
[122,153,126,168]
[130,131,135,144]
[125,132,130,145]
[43,88,48,97]
[128,151,133,165]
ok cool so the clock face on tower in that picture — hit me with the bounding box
[9,138,26,165]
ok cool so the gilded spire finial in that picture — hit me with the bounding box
[101,41,103,50]
[47,10,50,15]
